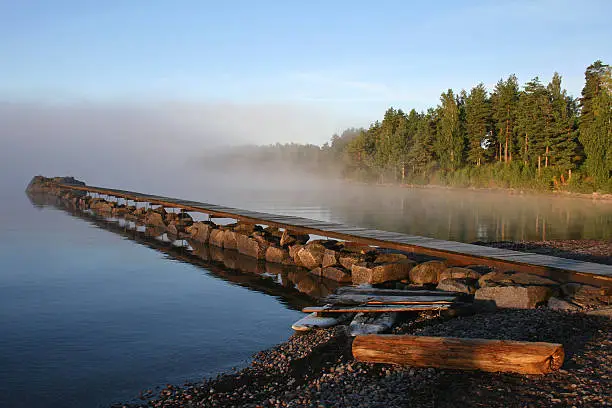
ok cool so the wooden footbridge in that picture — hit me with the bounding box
[60,183,612,287]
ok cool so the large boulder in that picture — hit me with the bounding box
[152,206,167,217]
[223,230,239,250]
[209,229,225,247]
[297,243,326,270]
[322,266,352,283]
[236,234,268,259]
[479,271,559,288]
[339,252,363,271]
[186,222,215,243]
[561,283,610,307]
[475,286,552,309]
[547,297,582,312]
[437,278,478,294]
[374,253,408,264]
[440,267,482,281]
[322,249,340,268]
[166,223,179,237]
[352,260,416,285]
[144,211,167,228]
[341,242,375,254]
[233,222,262,235]
[265,246,293,265]
[90,199,115,214]
[51,176,86,186]
[409,261,447,285]
[288,244,305,266]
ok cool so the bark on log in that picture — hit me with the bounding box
[352,335,564,375]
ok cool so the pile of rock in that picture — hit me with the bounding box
[26,175,611,311]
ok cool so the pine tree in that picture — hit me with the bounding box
[546,73,578,174]
[434,89,464,170]
[492,75,519,164]
[516,77,548,170]
[464,83,492,166]
[579,61,612,186]
[407,110,436,175]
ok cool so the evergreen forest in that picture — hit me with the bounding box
[216,61,612,193]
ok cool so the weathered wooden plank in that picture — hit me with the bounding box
[335,287,460,297]
[352,335,565,375]
[58,183,612,286]
[323,294,456,305]
[303,304,451,313]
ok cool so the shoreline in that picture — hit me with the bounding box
[345,179,612,202]
[126,308,611,408]
[127,240,612,408]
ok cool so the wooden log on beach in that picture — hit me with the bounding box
[352,335,564,375]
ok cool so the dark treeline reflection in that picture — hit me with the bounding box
[27,192,344,310]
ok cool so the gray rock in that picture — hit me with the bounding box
[475,285,552,309]
[547,297,582,312]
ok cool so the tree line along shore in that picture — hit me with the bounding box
[213,61,612,194]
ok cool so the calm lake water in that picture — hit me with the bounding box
[0,178,610,408]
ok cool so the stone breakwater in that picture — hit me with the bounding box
[26,176,611,311]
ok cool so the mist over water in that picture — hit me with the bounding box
[0,100,611,408]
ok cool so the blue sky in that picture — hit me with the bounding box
[1,0,611,143]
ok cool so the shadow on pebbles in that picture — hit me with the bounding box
[122,309,611,408]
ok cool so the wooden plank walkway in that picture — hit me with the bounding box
[60,183,612,287]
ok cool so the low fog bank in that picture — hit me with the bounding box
[0,101,350,200]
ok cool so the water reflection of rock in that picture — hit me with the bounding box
[188,239,341,298]
[27,191,342,309]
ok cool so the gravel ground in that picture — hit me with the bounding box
[124,308,611,408]
[122,240,612,408]
[480,240,612,265]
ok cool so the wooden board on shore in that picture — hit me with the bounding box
[335,287,460,296]
[303,304,451,313]
[323,294,456,305]
[352,335,564,375]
